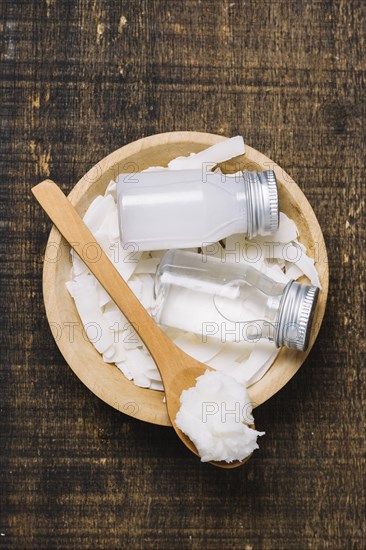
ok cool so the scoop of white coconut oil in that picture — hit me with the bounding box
[175,370,264,463]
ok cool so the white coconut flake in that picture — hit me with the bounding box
[237,341,279,386]
[94,227,113,256]
[102,301,128,327]
[150,380,164,391]
[246,349,279,387]
[133,373,151,388]
[127,277,143,300]
[121,324,144,350]
[134,274,154,310]
[72,287,114,354]
[71,249,89,278]
[292,244,321,287]
[175,370,264,463]
[168,136,245,170]
[264,263,290,285]
[173,333,223,363]
[224,234,266,271]
[95,280,111,308]
[124,348,162,387]
[65,279,79,298]
[116,361,134,381]
[207,343,246,371]
[112,243,141,281]
[84,194,116,234]
[105,179,117,199]
[102,208,120,241]
[285,261,304,281]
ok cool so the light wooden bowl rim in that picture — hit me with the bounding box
[43,131,329,427]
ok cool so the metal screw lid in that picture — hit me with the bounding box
[243,170,279,238]
[275,280,319,351]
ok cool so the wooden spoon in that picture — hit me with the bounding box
[32,179,253,469]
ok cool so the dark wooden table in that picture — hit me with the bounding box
[1,1,365,548]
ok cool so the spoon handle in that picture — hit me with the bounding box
[32,179,177,374]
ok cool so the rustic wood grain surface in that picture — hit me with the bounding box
[1,1,365,548]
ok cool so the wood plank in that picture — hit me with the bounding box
[1,0,365,548]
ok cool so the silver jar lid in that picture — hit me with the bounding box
[275,280,319,351]
[243,170,279,238]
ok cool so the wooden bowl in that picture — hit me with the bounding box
[43,132,329,426]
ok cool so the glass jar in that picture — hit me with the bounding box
[117,169,279,250]
[152,249,319,351]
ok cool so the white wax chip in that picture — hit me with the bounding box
[128,277,143,300]
[111,344,127,363]
[285,261,303,281]
[95,280,111,308]
[103,342,126,363]
[245,348,279,387]
[145,369,162,383]
[203,340,277,387]
[65,279,78,298]
[83,194,116,234]
[150,380,164,391]
[116,361,134,381]
[292,245,321,288]
[138,348,162,382]
[65,273,95,296]
[103,345,117,362]
[125,348,161,383]
[102,302,128,327]
[122,349,144,378]
[264,263,290,284]
[207,343,245,371]
[237,341,279,386]
[71,249,89,277]
[102,208,120,241]
[277,212,299,241]
[168,136,245,170]
[133,274,154,310]
[120,323,143,350]
[104,179,117,199]
[173,333,223,363]
[296,240,307,252]
[133,373,151,388]
[73,288,114,354]
[112,243,142,281]
[93,228,112,256]
[225,235,265,271]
